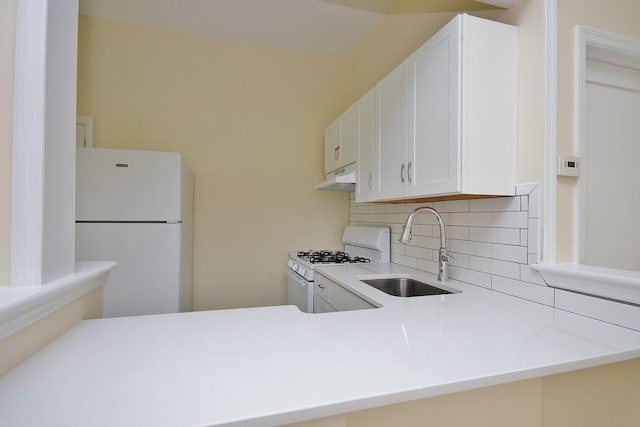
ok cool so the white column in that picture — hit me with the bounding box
[11,0,78,286]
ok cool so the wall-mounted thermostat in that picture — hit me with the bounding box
[557,155,580,177]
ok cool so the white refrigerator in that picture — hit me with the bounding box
[75,147,193,318]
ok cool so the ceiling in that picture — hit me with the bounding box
[78,0,510,55]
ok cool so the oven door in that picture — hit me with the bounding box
[286,269,313,313]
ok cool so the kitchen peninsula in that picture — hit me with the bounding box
[0,263,639,426]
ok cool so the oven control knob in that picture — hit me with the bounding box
[287,259,294,269]
[298,266,307,276]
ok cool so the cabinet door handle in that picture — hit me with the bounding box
[334,146,340,160]
[408,161,413,182]
[368,173,373,190]
[318,284,325,289]
[400,163,406,183]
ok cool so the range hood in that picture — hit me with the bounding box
[315,163,356,191]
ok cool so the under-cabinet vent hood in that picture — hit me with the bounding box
[315,163,356,191]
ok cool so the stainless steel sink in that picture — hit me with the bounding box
[361,277,453,297]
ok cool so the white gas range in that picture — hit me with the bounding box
[286,225,390,313]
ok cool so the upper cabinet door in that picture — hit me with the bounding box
[323,105,356,175]
[376,60,409,200]
[340,105,358,169]
[459,15,517,196]
[409,16,461,196]
[324,118,340,174]
[356,88,377,203]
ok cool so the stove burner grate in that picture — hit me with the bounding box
[296,250,370,265]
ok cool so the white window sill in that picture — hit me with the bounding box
[531,263,640,305]
[0,261,116,340]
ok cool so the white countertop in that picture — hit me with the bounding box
[1,263,640,426]
[0,261,116,341]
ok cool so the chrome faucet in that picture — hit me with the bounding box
[399,207,452,282]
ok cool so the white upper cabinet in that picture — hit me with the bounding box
[376,14,517,201]
[324,119,340,174]
[324,105,357,175]
[375,59,410,200]
[355,88,377,203]
[408,16,461,197]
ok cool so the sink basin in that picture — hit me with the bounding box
[361,277,453,297]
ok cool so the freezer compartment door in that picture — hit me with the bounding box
[76,147,183,221]
[76,222,185,318]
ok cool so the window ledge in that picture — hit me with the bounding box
[531,263,640,305]
[0,261,116,340]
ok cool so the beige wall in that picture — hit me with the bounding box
[76,16,353,310]
[496,0,546,184]
[289,358,640,427]
[556,0,640,262]
[0,288,103,377]
[0,0,15,285]
[541,357,640,426]
[353,12,459,98]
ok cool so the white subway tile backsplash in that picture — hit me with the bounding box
[383,216,396,224]
[350,205,362,214]
[450,266,492,289]
[528,218,540,255]
[351,214,366,223]
[469,227,520,245]
[416,212,450,225]
[445,226,470,240]
[391,253,418,269]
[405,202,429,213]
[492,244,528,264]
[516,182,539,195]
[417,259,439,275]
[449,252,469,268]
[555,290,640,331]
[405,245,432,260]
[449,239,492,257]
[389,224,404,234]
[385,204,406,214]
[391,242,405,255]
[368,216,381,223]
[417,236,441,250]
[469,256,520,279]
[492,211,528,228]
[450,212,493,227]
[348,183,640,330]
[520,264,547,286]
[492,276,555,306]
[369,204,386,214]
[410,224,433,237]
[433,200,470,212]
[395,213,410,223]
[469,197,520,212]
[528,186,540,219]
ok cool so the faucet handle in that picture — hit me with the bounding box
[439,248,453,263]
